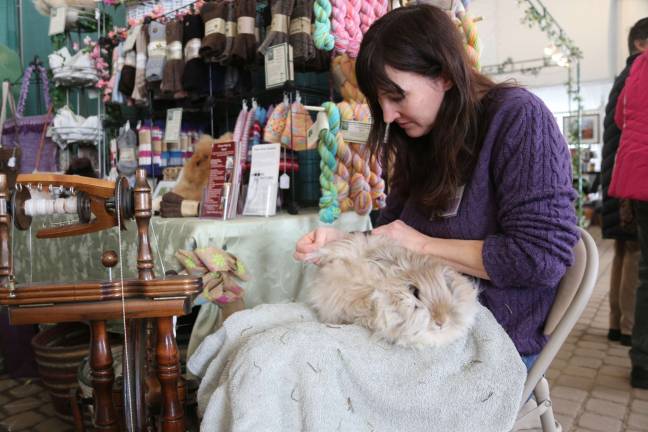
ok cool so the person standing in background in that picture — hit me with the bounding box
[601,18,648,346]
[608,22,648,389]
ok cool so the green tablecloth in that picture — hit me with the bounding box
[11,210,372,356]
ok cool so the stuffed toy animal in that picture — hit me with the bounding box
[172,132,232,201]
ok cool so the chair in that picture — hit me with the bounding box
[513,226,599,431]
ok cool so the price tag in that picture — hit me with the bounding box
[307,111,330,148]
[49,7,67,36]
[340,120,372,144]
[164,108,183,143]
[279,173,290,189]
[123,24,142,52]
[264,43,294,89]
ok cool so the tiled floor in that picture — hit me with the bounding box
[0,226,647,431]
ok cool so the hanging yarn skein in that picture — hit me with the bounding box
[331,54,365,103]
[313,0,334,51]
[200,0,227,60]
[345,0,362,57]
[160,19,185,94]
[231,0,256,65]
[258,0,295,54]
[290,0,316,66]
[318,102,341,223]
[330,0,349,55]
[456,2,481,70]
[335,101,354,212]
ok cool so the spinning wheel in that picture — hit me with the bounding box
[0,169,202,431]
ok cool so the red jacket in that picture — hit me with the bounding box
[609,49,648,201]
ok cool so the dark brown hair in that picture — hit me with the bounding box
[629,17,648,54]
[356,4,502,216]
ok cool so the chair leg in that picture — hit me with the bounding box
[534,377,561,432]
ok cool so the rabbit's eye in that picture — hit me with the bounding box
[408,284,420,299]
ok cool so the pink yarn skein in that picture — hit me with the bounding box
[359,1,376,34]
[345,0,362,57]
[330,0,350,54]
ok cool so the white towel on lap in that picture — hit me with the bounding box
[188,303,526,432]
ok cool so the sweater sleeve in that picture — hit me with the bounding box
[482,93,579,289]
[375,190,404,227]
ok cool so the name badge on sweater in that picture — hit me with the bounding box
[436,185,465,218]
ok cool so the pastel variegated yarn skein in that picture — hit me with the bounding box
[458,9,481,70]
[313,0,334,51]
[349,144,372,215]
[318,101,341,223]
[263,102,289,143]
[331,54,365,103]
[335,101,354,211]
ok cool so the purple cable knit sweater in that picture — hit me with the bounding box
[376,87,579,355]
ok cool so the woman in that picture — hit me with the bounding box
[294,4,579,366]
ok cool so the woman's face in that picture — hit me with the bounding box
[378,65,452,138]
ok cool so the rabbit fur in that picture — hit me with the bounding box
[309,233,480,349]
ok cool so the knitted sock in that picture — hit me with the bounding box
[118,49,136,98]
[151,127,163,176]
[258,0,295,54]
[231,0,256,65]
[200,0,227,60]
[131,25,148,104]
[161,19,184,94]
[145,21,166,82]
[117,125,137,176]
[182,14,207,92]
[137,127,152,175]
[290,0,316,67]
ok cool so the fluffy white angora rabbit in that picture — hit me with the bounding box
[309,233,480,348]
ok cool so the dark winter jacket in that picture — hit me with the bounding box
[601,53,640,240]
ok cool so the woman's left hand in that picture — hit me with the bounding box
[372,220,431,255]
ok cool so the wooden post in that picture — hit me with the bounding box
[156,316,184,432]
[133,169,154,281]
[89,320,119,431]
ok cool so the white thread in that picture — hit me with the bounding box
[149,220,166,278]
[116,182,135,432]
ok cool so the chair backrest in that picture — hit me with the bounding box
[520,227,599,403]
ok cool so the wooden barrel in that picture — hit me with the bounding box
[31,322,90,422]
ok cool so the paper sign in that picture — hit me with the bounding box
[49,7,67,36]
[264,43,294,89]
[123,24,142,52]
[340,120,372,144]
[164,108,183,143]
[307,111,329,148]
[243,143,281,216]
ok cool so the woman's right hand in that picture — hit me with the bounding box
[293,227,346,263]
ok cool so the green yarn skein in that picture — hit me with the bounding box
[313,0,335,51]
[318,101,341,223]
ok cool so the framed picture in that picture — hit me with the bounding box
[562,114,600,144]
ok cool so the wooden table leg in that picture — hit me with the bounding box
[156,316,184,432]
[90,320,119,431]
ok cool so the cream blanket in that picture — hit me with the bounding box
[188,303,526,432]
